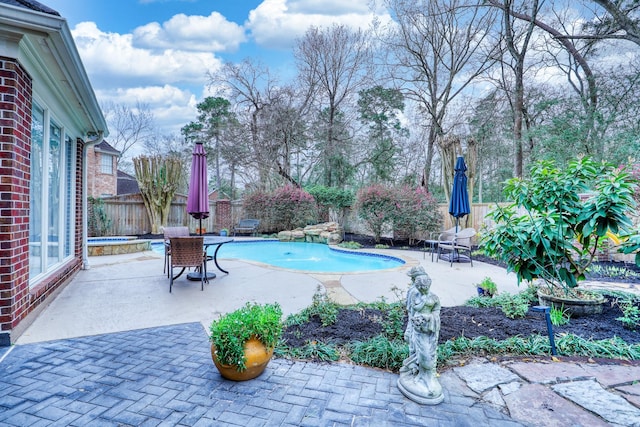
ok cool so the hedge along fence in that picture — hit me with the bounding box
[94,194,510,239]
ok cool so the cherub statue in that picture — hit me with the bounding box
[397,266,444,405]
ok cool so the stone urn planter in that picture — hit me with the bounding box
[211,337,274,381]
[537,289,605,317]
[209,302,282,381]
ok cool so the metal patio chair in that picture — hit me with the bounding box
[168,236,206,292]
[163,226,190,277]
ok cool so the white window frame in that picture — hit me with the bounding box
[29,101,76,286]
[100,153,113,174]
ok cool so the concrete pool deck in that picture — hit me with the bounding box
[16,242,523,344]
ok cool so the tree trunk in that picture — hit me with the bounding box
[133,155,183,234]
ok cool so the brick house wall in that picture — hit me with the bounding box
[0,58,85,345]
[0,1,108,345]
[86,145,117,197]
[0,58,31,345]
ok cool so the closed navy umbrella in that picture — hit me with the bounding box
[449,156,470,232]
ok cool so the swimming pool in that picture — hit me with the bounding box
[153,240,405,273]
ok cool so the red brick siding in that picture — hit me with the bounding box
[86,146,117,197]
[0,58,84,344]
[0,57,32,337]
[215,199,232,232]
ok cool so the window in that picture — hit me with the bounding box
[29,102,75,283]
[101,154,113,174]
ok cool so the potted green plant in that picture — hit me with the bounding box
[482,157,637,315]
[476,277,497,298]
[209,302,283,381]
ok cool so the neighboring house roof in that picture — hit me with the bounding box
[0,0,108,137]
[94,140,121,156]
[0,0,58,15]
[117,170,140,195]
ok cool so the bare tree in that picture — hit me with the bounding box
[208,59,277,190]
[497,0,540,177]
[486,0,600,159]
[294,24,372,187]
[553,0,640,46]
[260,86,312,187]
[102,101,155,161]
[382,0,497,190]
[588,0,640,45]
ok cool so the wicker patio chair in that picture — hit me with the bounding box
[169,236,206,292]
[163,226,190,277]
[437,227,476,267]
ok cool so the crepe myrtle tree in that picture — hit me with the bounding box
[481,156,637,294]
[133,155,183,234]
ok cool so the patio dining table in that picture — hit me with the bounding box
[182,236,234,281]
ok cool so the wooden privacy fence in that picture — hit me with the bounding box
[97,194,510,237]
[96,194,220,236]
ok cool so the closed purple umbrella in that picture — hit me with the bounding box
[187,141,209,233]
[186,141,214,281]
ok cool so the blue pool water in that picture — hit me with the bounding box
[153,240,405,273]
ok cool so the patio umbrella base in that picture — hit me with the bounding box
[187,272,216,281]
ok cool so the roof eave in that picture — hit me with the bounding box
[0,3,108,137]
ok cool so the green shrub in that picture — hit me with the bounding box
[392,185,442,245]
[355,184,396,243]
[294,287,339,327]
[382,302,406,341]
[495,293,531,319]
[482,157,637,292]
[338,241,362,249]
[306,185,354,223]
[350,335,408,371]
[550,305,571,326]
[476,277,497,297]
[275,340,341,361]
[615,296,640,330]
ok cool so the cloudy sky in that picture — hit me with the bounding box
[44,0,388,137]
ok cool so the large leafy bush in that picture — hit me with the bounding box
[355,184,396,243]
[355,184,441,243]
[393,185,442,245]
[242,186,318,232]
[482,157,637,293]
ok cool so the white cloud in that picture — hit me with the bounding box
[132,12,246,52]
[96,84,198,135]
[246,0,390,49]
[72,22,222,88]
